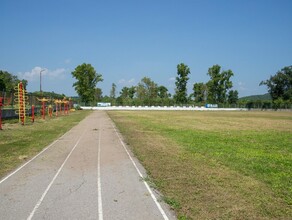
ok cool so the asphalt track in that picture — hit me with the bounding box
[0,111,176,220]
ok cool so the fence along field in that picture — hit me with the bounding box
[108,110,292,220]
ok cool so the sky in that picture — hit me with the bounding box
[1,0,291,98]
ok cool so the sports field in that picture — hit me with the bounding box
[108,110,292,220]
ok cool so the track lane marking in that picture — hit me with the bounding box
[27,131,86,220]
[0,140,58,185]
[110,121,170,220]
[0,130,73,185]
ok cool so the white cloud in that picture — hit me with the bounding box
[118,79,126,84]
[18,66,67,81]
[17,66,44,81]
[128,78,135,83]
[65,59,71,64]
[169,77,175,81]
[118,78,136,86]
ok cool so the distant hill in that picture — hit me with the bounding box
[239,93,272,101]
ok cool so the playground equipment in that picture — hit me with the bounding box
[54,99,62,116]
[54,98,70,116]
[63,97,69,115]
[0,97,3,130]
[14,82,28,125]
[68,98,73,112]
[37,97,50,119]
[31,105,35,122]
[48,104,53,118]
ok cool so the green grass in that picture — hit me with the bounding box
[108,111,292,219]
[0,110,91,178]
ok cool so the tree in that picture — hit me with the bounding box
[228,90,239,104]
[71,63,103,104]
[120,87,130,99]
[136,77,158,105]
[157,86,169,99]
[193,82,207,103]
[117,86,136,105]
[110,83,116,99]
[260,65,292,102]
[0,70,28,93]
[119,86,136,99]
[95,88,103,101]
[0,76,5,92]
[128,86,136,99]
[206,65,234,103]
[174,63,190,104]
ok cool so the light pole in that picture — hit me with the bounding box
[40,69,45,95]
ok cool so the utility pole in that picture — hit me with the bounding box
[40,69,45,95]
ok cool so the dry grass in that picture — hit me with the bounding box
[108,110,292,220]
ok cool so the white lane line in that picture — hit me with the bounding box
[27,131,86,220]
[110,122,170,220]
[0,129,74,185]
[97,128,103,220]
[0,140,58,185]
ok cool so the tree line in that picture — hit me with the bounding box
[72,63,240,106]
[259,66,292,109]
[72,63,292,108]
[1,63,291,109]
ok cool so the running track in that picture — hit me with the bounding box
[0,111,175,220]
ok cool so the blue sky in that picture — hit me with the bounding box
[1,0,291,97]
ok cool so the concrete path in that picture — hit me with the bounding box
[0,111,176,220]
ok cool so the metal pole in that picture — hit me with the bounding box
[40,69,45,95]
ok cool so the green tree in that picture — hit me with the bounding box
[206,65,234,103]
[120,87,130,99]
[157,86,169,99]
[260,65,292,102]
[128,86,136,99]
[119,86,136,99]
[117,86,136,105]
[193,82,207,103]
[110,83,117,99]
[71,63,103,104]
[228,90,239,104]
[174,63,190,104]
[136,77,158,105]
[101,95,111,103]
[95,88,103,102]
[0,72,5,91]
[0,70,28,92]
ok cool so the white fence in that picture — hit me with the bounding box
[81,106,247,111]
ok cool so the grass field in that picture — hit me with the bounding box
[0,110,91,178]
[108,111,292,220]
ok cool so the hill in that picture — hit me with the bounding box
[239,93,272,101]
